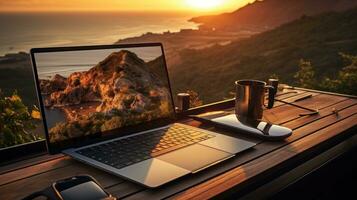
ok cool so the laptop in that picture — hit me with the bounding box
[30,43,257,188]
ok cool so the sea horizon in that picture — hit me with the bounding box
[0,11,199,56]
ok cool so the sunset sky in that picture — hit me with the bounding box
[0,0,255,13]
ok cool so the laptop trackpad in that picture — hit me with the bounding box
[199,134,257,154]
[117,158,190,188]
[157,144,232,172]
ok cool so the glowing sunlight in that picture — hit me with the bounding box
[185,0,224,10]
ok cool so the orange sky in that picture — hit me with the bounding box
[0,0,255,13]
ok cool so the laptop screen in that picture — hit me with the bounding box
[31,44,175,152]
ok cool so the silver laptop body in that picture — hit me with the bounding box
[30,43,257,188]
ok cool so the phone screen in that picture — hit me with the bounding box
[54,176,109,200]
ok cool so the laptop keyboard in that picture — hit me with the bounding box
[76,124,215,169]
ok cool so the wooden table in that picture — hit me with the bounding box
[0,88,356,200]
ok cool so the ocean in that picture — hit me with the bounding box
[0,12,198,56]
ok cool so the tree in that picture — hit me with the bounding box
[321,53,357,95]
[294,59,316,89]
[0,90,42,148]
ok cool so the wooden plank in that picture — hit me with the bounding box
[174,115,357,200]
[263,104,307,124]
[274,89,307,100]
[268,97,356,126]
[0,161,124,200]
[239,134,357,200]
[265,90,307,108]
[106,182,145,199]
[264,94,351,125]
[0,157,73,186]
[292,87,357,99]
[283,98,357,130]
[123,102,357,200]
[273,92,319,107]
[0,154,64,175]
[291,93,348,110]
[284,104,357,142]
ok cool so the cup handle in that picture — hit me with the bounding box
[265,85,275,109]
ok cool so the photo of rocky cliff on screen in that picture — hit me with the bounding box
[33,47,174,143]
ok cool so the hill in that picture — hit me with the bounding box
[190,0,357,32]
[171,7,357,103]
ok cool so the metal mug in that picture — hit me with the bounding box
[176,93,190,112]
[268,78,279,96]
[235,80,275,121]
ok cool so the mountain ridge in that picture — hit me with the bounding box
[190,0,357,31]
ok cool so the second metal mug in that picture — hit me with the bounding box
[235,80,275,121]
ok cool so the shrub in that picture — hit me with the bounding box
[294,59,316,89]
[0,90,42,148]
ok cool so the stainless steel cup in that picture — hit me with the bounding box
[268,79,279,96]
[176,93,190,112]
[235,80,275,121]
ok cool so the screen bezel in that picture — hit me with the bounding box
[30,43,176,154]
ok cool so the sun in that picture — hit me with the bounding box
[185,0,224,10]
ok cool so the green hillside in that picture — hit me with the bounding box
[170,8,357,103]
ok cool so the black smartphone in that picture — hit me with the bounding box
[52,175,113,200]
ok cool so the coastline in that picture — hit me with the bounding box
[0,25,255,69]
[0,12,199,56]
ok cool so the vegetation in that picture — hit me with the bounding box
[324,53,357,95]
[0,90,42,148]
[295,53,357,95]
[171,7,357,103]
[294,59,316,89]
